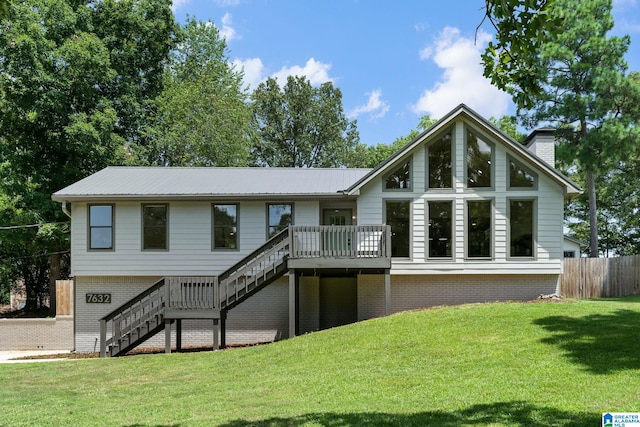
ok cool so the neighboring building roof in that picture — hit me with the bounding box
[52,167,372,201]
[345,104,583,198]
[563,235,588,248]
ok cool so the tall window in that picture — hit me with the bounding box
[467,200,492,258]
[467,131,493,188]
[509,158,537,188]
[385,158,412,190]
[89,205,114,250]
[213,204,238,249]
[267,204,293,238]
[142,204,168,250]
[386,200,410,257]
[428,201,452,258]
[510,200,535,257]
[428,131,452,189]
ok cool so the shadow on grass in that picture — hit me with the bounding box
[534,309,640,374]
[216,401,595,427]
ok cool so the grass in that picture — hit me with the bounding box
[2,296,640,426]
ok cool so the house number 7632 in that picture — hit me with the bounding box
[85,293,111,304]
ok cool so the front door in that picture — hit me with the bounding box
[323,209,352,253]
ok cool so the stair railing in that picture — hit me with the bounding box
[218,227,290,309]
[99,278,166,357]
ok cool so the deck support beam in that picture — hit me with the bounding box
[165,319,172,354]
[213,319,219,350]
[289,269,297,339]
[176,319,182,352]
[220,311,227,349]
[384,269,391,316]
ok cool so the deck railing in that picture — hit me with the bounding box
[290,225,391,259]
[166,276,218,310]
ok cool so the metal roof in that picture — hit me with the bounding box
[52,167,372,201]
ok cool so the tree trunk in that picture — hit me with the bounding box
[587,168,599,257]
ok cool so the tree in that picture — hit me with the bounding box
[480,0,562,109]
[136,17,253,166]
[485,0,635,257]
[0,0,177,308]
[250,76,361,168]
[362,115,437,168]
[489,115,526,143]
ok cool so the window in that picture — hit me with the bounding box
[467,200,492,258]
[564,251,576,258]
[466,131,493,188]
[386,200,410,257]
[385,158,412,190]
[428,131,453,189]
[428,201,452,258]
[510,199,535,257]
[88,205,114,250]
[213,204,238,249]
[509,157,537,188]
[267,204,293,238]
[142,204,168,250]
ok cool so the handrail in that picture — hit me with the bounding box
[289,225,390,259]
[100,278,165,322]
[218,227,290,282]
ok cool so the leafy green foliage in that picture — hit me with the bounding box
[362,115,437,168]
[489,115,527,142]
[250,76,361,168]
[481,0,562,110]
[135,17,253,166]
[0,0,177,307]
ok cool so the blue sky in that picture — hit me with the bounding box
[172,0,640,146]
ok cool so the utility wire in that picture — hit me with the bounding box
[0,221,70,230]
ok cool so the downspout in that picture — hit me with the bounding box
[61,201,71,218]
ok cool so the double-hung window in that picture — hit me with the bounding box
[88,205,114,250]
[213,204,238,249]
[267,204,293,238]
[142,204,168,250]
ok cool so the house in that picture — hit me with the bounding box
[563,235,587,258]
[52,104,582,356]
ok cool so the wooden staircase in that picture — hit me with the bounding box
[99,228,291,357]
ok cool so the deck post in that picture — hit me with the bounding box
[165,319,172,354]
[99,319,107,358]
[289,269,296,338]
[213,319,219,350]
[176,319,182,352]
[384,269,391,316]
[220,311,226,349]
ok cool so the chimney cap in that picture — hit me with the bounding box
[524,127,555,147]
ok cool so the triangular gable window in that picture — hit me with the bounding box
[509,157,537,188]
[385,158,412,190]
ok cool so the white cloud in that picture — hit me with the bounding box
[413,27,510,119]
[231,57,334,91]
[213,0,241,6]
[271,58,334,86]
[348,89,390,120]
[232,57,266,90]
[219,13,240,41]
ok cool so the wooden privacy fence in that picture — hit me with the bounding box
[560,256,640,298]
[56,280,74,315]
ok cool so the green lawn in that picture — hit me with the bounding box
[2,297,640,426]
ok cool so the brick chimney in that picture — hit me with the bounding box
[524,127,555,167]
